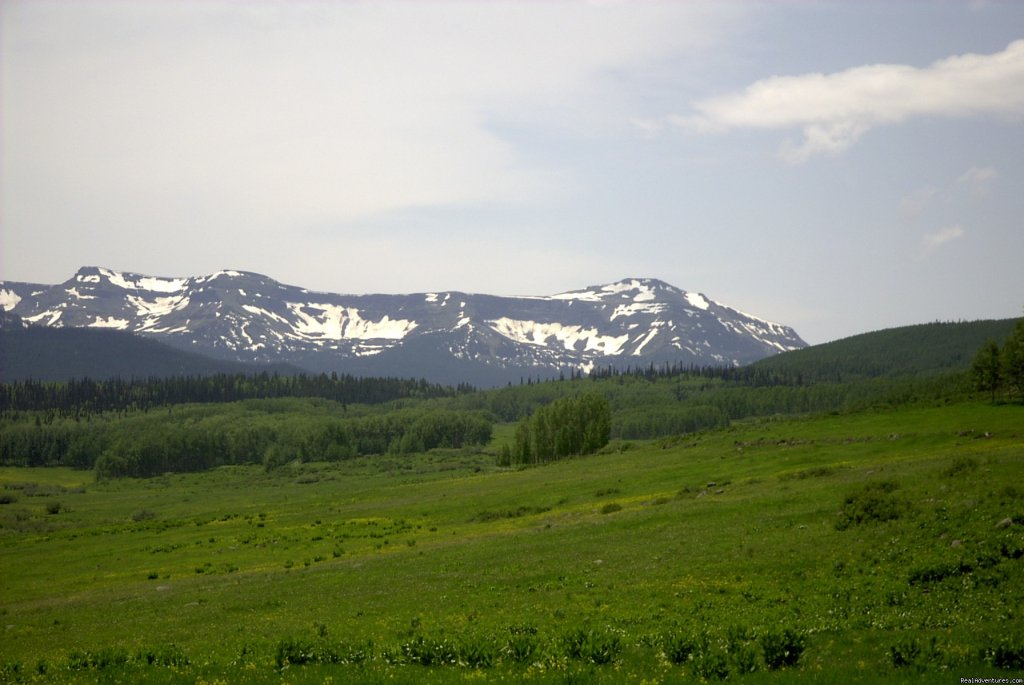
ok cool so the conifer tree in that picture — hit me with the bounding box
[1001,320,1024,400]
[972,339,1002,402]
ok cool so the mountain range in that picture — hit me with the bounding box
[0,267,806,386]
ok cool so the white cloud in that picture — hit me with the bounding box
[957,166,1000,198]
[922,224,966,252]
[958,166,999,184]
[673,40,1024,162]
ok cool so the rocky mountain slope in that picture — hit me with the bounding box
[0,267,806,385]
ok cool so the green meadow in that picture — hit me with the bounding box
[2,399,1022,683]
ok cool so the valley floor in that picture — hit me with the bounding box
[1,401,1022,683]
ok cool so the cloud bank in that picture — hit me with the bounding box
[674,40,1024,163]
[0,1,734,235]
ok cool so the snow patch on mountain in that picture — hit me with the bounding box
[549,289,603,302]
[129,294,191,318]
[25,310,63,326]
[287,303,417,341]
[241,305,289,325]
[611,302,666,320]
[0,290,21,311]
[66,287,96,300]
[98,267,187,293]
[88,316,130,329]
[685,292,710,310]
[488,317,631,355]
[632,327,660,355]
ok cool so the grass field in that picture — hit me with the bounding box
[1,400,1022,683]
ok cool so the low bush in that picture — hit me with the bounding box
[725,625,759,674]
[471,505,550,522]
[908,561,973,586]
[136,645,188,667]
[561,626,621,665]
[504,625,539,663]
[689,634,730,680]
[942,455,979,478]
[457,635,496,668]
[400,635,458,666]
[661,629,695,664]
[275,638,317,668]
[759,628,806,670]
[131,508,156,521]
[889,637,922,668]
[835,480,908,530]
[981,635,1024,670]
[66,648,131,671]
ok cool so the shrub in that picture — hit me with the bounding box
[472,506,550,522]
[400,635,457,666]
[275,638,317,668]
[726,625,758,674]
[890,636,944,671]
[66,648,131,671]
[0,662,22,681]
[689,634,730,680]
[136,645,188,667]
[835,481,908,530]
[908,561,973,586]
[457,635,496,668]
[45,501,62,515]
[981,635,1024,670]
[132,508,156,522]
[561,626,621,665]
[600,502,622,515]
[942,455,979,478]
[661,629,694,664]
[889,637,922,668]
[731,642,759,674]
[504,625,539,663]
[760,628,806,670]
[693,650,730,680]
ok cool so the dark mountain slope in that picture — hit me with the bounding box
[0,327,301,382]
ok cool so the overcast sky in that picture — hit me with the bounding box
[2,1,1022,344]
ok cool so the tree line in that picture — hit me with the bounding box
[0,372,470,417]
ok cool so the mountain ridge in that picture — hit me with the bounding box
[1,267,806,386]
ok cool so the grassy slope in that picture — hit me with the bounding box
[1,400,1022,682]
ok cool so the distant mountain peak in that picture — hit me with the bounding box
[1,267,807,386]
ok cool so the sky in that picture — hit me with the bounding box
[1,1,1022,345]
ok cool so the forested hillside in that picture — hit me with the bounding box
[750,319,1019,382]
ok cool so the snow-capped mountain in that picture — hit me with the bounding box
[0,267,806,385]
